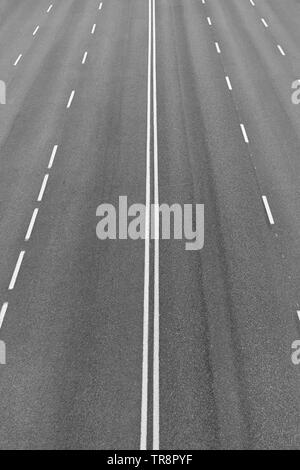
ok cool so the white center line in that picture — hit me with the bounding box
[91,23,97,34]
[82,51,88,64]
[262,195,275,225]
[152,0,160,451]
[140,0,152,452]
[14,54,22,66]
[37,174,49,202]
[225,76,233,90]
[67,90,75,108]
[25,208,39,241]
[0,302,8,329]
[277,44,286,56]
[33,25,40,36]
[9,251,25,290]
[47,4,53,13]
[48,145,58,169]
[240,123,249,144]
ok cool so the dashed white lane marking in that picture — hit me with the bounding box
[91,23,97,34]
[33,25,40,36]
[99,2,103,10]
[250,0,255,5]
[207,17,212,26]
[152,0,160,451]
[297,311,300,321]
[140,0,152,451]
[277,44,286,56]
[25,208,39,241]
[82,51,88,64]
[14,54,22,66]
[261,18,269,28]
[226,76,233,90]
[47,4,53,13]
[48,145,58,169]
[9,251,25,290]
[240,123,249,144]
[67,90,75,108]
[202,0,206,4]
[0,302,8,329]
[215,42,221,54]
[262,195,275,225]
[37,174,49,202]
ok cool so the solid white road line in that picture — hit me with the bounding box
[47,4,53,13]
[240,124,249,144]
[48,145,58,169]
[261,18,268,28]
[277,44,286,56]
[91,24,96,34]
[140,0,152,452]
[33,25,40,36]
[262,195,275,225]
[0,302,8,329]
[9,251,25,290]
[37,174,49,202]
[67,90,75,108]
[152,0,160,451]
[25,208,39,241]
[14,54,22,66]
[226,76,233,90]
[82,51,88,64]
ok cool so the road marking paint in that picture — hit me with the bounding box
[240,124,249,144]
[82,51,88,64]
[47,4,53,13]
[297,311,300,321]
[25,208,39,241]
[261,18,268,28]
[37,174,49,202]
[215,42,221,54]
[14,54,22,66]
[262,195,275,225]
[277,44,286,56]
[226,76,232,90]
[152,0,160,451]
[48,145,58,169]
[202,0,206,4]
[9,251,25,290]
[67,90,75,108]
[0,303,8,329]
[33,25,40,36]
[140,0,152,452]
[91,23,96,34]
[207,17,212,26]
[99,2,103,10]
[250,0,255,5]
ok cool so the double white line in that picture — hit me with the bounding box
[140,0,160,451]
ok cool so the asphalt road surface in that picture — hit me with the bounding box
[0,0,299,450]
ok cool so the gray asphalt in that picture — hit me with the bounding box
[0,0,299,450]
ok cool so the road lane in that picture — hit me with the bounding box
[0,0,148,449]
[156,0,300,449]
